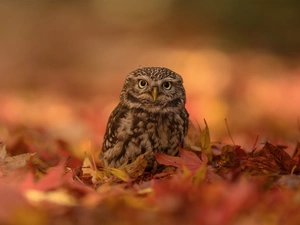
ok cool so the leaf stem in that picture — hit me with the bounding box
[225,118,235,146]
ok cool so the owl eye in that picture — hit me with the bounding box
[138,80,148,89]
[162,81,172,90]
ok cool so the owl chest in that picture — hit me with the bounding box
[130,111,181,152]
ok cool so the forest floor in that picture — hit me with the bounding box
[0,90,300,225]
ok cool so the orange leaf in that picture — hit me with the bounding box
[19,163,65,192]
[263,142,294,172]
[154,152,184,167]
[154,149,205,173]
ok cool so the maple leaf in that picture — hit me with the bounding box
[212,145,247,180]
[82,153,103,184]
[19,162,66,192]
[290,142,300,173]
[199,119,212,163]
[154,152,184,168]
[184,119,212,162]
[263,142,294,171]
[242,155,280,174]
[0,186,33,224]
[233,145,248,159]
[25,189,77,206]
[0,142,34,174]
[84,151,147,183]
[242,142,297,174]
[124,152,149,178]
[106,168,129,182]
[155,148,206,173]
[214,145,247,168]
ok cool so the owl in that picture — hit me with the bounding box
[100,67,189,170]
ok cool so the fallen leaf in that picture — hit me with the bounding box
[242,142,300,175]
[155,149,206,173]
[192,160,207,185]
[290,142,300,173]
[154,152,184,168]
[124,152,149,178]
[107,168,130,182]
[82,153,103,184]
[214,145,246,168]
[0,186,32,223]
[25,189,77,206]
[19,163,66,192]
[0,143,34,174]
[263,142,294,172]
[199,119,212,163]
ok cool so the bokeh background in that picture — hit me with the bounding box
[1,0,300,151]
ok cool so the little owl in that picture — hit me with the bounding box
[100,67,189,169]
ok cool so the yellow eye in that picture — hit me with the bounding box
[162,81,172,90]
[138,80,148,89]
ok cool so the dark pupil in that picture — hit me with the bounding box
[140,80,146,86]
[163,82,170,88]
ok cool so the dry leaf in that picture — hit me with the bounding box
[19,163,66,192]
[199,119,212,163]
[82,154,103,184]
[124,152,149,178]
[155,149,206,173]
[0,143,34,174]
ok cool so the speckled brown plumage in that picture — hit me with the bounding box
[100,67,189,169]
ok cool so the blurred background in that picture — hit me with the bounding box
[0,0,300,151]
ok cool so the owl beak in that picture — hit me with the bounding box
[152,87,158,101]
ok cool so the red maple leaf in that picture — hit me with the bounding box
[154,148,206,173]
[242,142,298,174]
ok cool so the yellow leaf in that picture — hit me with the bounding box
[124,152,149,178]
[192,159,207,185]
[82,153,105,183]
[107,168,129,182]
[25,189,77,206]
[137,187,153,195]
[120,194,154,210]
[181,164,192,178]
[0,143,35,173]
[199,119,212,163]
[82,153,93,174]
[9,207,48,225]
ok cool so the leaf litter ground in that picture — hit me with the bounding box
[1,96,300,225]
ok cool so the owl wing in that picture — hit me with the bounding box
[180,108,189,148]
[101,103,139,167]
[101,103,128,152]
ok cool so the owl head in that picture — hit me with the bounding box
[120,67,186,111]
